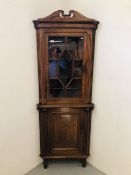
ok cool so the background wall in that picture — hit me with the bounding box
[0,1,65,175]
[0,0,131,175]
[66,1,131,175]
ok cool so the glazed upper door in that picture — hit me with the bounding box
[45,32,92,104]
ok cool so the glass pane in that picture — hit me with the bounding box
[50,89,65,97]
[67,79,82,89]
[48,36,84,98]
[49,37,65,78]
[73,60,83,77]
[67,37,84,59]
[49,37,65,53]
[49,79,64,97]
[59,49,72,85]
[66,79,82,97]
[66,89,81,97]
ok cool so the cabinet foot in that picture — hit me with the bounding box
[81,158,87,167]
[43,158,48,169]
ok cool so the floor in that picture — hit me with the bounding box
[25,160,106,175]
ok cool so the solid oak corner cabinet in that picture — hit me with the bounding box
[33,10,99,168]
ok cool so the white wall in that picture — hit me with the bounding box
[0,1,65,175]
[0,0,131,175]
[66,0,131,175]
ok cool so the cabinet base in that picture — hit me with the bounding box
[81,158,87,167]
[43,158,48,169]
[43,158,87,169]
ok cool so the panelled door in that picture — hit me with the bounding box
[46,108,88,157]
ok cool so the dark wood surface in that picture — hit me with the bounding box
[33,10,99,25]
[33,10,99,168]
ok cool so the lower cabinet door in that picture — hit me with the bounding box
[44,108,89,157]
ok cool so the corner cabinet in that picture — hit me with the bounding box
[33,10,99,168]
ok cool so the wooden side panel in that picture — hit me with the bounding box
[36,29,48,104]
[83,31,96,103]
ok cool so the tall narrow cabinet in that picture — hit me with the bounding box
[33,10,99,168]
